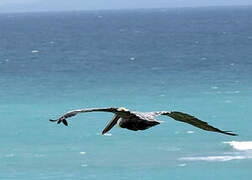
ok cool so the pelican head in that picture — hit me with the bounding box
[117,107,129,112]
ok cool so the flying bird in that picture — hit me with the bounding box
[50,107,237,136]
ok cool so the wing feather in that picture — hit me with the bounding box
[161,111,237,136]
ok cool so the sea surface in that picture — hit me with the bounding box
[0,6,252,179]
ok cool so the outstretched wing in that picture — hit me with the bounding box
[49,107,138,134]
[160,111,237,136]
[49,108,120,125]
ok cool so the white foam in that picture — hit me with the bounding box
[225,90,240,94]
[81,164,88,167]
[31,50,39,53]
[179,155,247,162]
[80,152,86,155]
[223,141,252,151]
[187,131,194,134]
[103,133,112,136]
[130,57,135,61]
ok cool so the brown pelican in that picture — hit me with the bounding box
[50,107,237,136]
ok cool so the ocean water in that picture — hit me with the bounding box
[0,6,252,179]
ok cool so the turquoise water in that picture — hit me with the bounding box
[0,7,252,179]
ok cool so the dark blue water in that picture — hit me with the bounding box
[0,7,252,179]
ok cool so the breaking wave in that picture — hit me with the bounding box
[223,141,252,151]
[180,141,252,162]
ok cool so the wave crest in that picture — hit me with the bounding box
[179,155,247,162]
[223,141,252,151]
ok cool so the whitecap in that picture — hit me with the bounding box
[223,141,252,151]
[187,131,194,134]
[103,133,112,136]
[179,155,247,162]
[81,164,88,167]
[31,50,39,53]
[225,90,240,94]
[80,152,86,155]
[130,57,135,61]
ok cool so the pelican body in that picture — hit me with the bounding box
[50,107,237,136]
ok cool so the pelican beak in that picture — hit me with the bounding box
[102,115,120,135]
